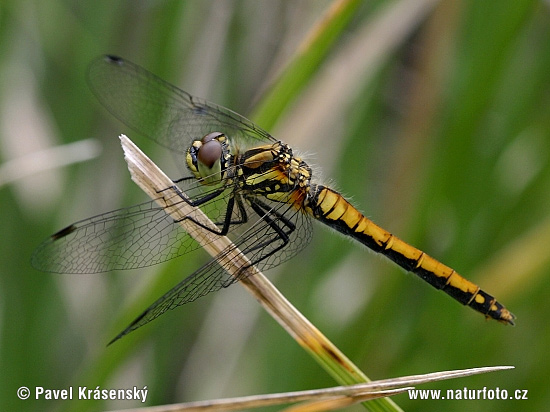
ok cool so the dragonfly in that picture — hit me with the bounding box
[32,55,515,344]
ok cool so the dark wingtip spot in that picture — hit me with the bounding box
[107,333,122,346]
[51,224,77,241]
[105,55,123,65]
[107,309,149,346]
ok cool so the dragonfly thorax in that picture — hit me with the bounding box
[186,132,231,185]
[238,142,313,208]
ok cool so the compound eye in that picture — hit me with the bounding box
[202,132,224,144]
[197,138,222,168]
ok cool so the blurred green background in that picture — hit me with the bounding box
[1,0,549,411]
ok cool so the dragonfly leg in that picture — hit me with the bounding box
[244,199,296,255]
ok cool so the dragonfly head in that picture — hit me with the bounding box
[186,132,229,185]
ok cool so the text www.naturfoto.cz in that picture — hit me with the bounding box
[408,387,528,401]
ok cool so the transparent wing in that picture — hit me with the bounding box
[32,201,174,273]
[32,178,313,343]
[109,199,312,343]
[87,55,276,156]
[31,180,241,273]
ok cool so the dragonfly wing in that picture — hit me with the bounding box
[32,200,192,273]
[31,178,246,274]
[109,199,313,343]
[87,55,275,156]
